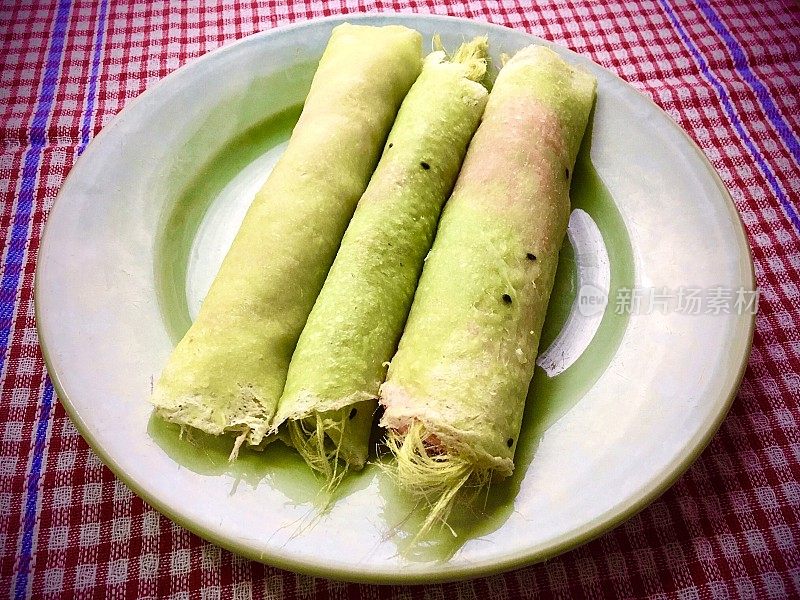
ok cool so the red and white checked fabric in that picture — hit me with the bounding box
[1,1,799,598]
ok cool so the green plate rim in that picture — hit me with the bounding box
[35,12,756,585]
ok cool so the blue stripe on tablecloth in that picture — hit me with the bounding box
[0,0,72,375]
[10,1,73,598]
[79,0,109,152]
[696,0,800,164]
[658,0,800,234]
[15,383,55,600]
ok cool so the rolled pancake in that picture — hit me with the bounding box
[150,24,422,448]
[379,45,596,532]
[274,39,490,481]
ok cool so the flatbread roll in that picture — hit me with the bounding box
[151,24,423,449]
[380,45,597,535]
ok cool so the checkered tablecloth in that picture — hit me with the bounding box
[1,0,799,597]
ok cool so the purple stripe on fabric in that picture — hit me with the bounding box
[79,0,109,152]
[658,0,800,234]
[696,0,800,164]
[10,1,97,598]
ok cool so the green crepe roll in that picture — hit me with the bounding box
[150,24,423,451]
[379,45,596,533]
[273,38,490,484]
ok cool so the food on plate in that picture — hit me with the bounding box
[150,24,423,452]
[379,44,596,535]
[274,38,491,486]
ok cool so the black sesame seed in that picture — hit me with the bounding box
[349,407,357,420]
[420,161,430,170]
[507,438,514,447]
[388,143,393,148]
[565,167,570,179]
[502,293,512,304]
[526,252,537,261]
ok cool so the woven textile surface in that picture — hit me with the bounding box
[1,0,799,598]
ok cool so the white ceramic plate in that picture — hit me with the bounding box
[37,14,754,583]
